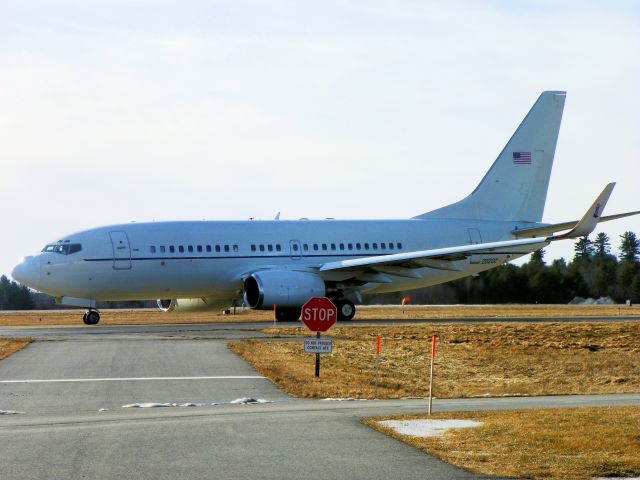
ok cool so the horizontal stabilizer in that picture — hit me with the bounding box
[553,183,615,240]
[513,210,640,238]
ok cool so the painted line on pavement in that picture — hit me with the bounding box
[0,376,265,384]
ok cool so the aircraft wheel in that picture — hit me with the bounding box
[336,299,356,321]
[275,307,301,322]
[84,310,100,325]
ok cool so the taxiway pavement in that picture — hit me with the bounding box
[1,322,638,479]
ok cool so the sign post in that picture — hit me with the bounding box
[428,335,436,415]
[301,297,337,378]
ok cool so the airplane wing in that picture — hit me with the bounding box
[319,237,549,274]
[319,183,622,278]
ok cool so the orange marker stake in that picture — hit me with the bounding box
[428,335,436,414]
[374,335,381,398]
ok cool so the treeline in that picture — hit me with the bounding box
[2,231,640,309]
[0,275,35,309]
[369,231,640,305]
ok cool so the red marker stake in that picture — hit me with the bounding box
[375,335,381,398]
[428,335,436,415]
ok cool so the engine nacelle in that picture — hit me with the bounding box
[157,299,177,312]
[243,270,325,309]
[156,297,235,313]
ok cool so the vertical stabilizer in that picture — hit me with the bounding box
[416,91,566,222]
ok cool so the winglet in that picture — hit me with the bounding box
[553,183,615,240]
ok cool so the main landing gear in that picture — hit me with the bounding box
[274,306,302,322]
[83,309,100,325]
[273,299,356,323]
[335,299,356,321]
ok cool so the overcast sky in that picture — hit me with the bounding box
[2,0,639,280]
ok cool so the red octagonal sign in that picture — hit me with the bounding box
[301,297,337,332]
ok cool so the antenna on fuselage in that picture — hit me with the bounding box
[274,212,281,220]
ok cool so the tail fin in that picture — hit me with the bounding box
[415,91,566,222]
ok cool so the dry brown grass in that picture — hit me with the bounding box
[0,338,32,361]
[0,304,638,327]
[229,322,640,399]
[365,406,640,479]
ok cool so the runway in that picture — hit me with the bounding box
[1,322,638,479]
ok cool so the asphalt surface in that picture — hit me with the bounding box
[1,321,639,479]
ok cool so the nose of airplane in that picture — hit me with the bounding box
[11,256,41,290]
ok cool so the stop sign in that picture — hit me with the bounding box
[301,297,337,332]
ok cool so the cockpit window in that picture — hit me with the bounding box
[42,243,82,255]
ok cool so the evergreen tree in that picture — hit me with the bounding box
[593,232,611,257]
[573,236,594,262]
[619,231,640,263]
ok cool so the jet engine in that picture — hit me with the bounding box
[243,270,325,309]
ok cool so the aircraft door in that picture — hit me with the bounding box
[467,228,483,265]
[109,231,132,270]
[289,240,301,261]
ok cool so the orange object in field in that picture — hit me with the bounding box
[401,296,411,306]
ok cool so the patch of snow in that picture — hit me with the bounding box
[98,408,109,412]
[379,419,482,437]
[121,398,273,409]
[229,397,272,405]
[320,397,367,401]
[0,409,24,415]
[569,296,616,305]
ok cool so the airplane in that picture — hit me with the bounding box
[11,91,639,325]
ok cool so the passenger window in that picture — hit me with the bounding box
[339,243,345,250]
[251,245,256,252]
[268,245,273,252]
[150,246,156,253]
[160,246,166,253]
[348,243,353,250]
[197,245,202,253]
[356,243,361,250]
[215,245,221,252]
[313,244,318,251]
[331,243,336,250]
[276,244,282,252]
[233,245,239,252]
[388,243,394,250]
[224,245,230,252]
[322,244,327,251]
[188,245,194,253]
[259,245,265,252]
[381,242,386,249]
[169,246,175,253]
[364,243,369,250]
[293,244,299,251]
[372,243,377,249]
[397,242,402,249]
[206,245,211,253]
[179,246,184,253]
[303,244,309,251]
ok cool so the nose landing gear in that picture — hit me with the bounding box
[83,309,100,325]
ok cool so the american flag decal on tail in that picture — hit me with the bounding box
[513,152,532,164]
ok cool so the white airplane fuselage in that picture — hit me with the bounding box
[19,218,537,302]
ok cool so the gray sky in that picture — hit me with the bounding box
[2,0,639,279]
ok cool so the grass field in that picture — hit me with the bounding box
[0,338,32,361]
[0,304,638,326]
[365,406,640,479]
[229,321,640,399]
